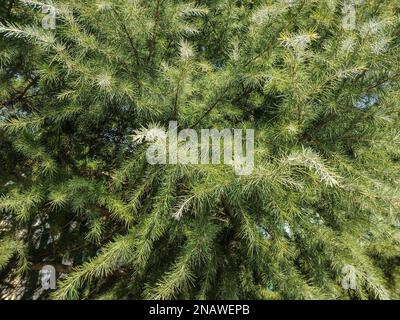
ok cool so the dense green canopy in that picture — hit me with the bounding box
[0,0,399,300]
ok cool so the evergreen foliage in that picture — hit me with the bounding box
[0,0,399,300]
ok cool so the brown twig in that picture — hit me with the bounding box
[111,7,141,67]
[146,0,163,64]
[31,262,73,274]
[1,75,40,107]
